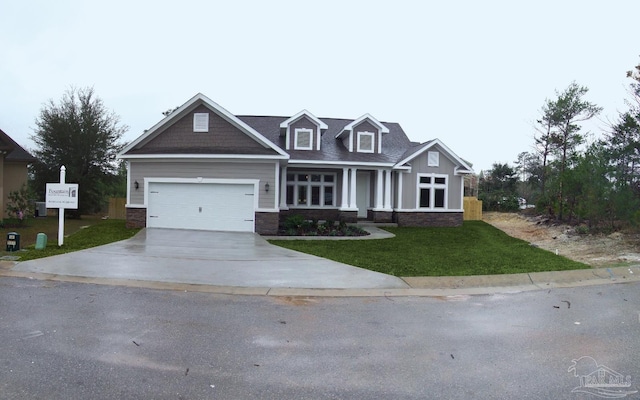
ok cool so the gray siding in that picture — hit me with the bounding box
[138,105,270,153]
[400,145,463,210]
[129,161,277,209]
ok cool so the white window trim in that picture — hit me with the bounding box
[193,113,209,132]
[416,173,448,210]
[286,172,337,208]
[294,128,314,150]
[357,131,375,153]
[427,151,440,167]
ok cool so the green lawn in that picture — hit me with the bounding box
[1,217,140,261]
[268,221,589,276]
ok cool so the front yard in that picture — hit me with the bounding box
[3,217,590,276]
[269,221,589,276]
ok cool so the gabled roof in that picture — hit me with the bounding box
[395,138,474,174]
[279,109,328,132]
[0,128,36,162]
[119,93,474,170]
[335,113,389,139]
[119,93,288,159]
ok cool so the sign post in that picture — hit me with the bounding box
[45,166,79,246]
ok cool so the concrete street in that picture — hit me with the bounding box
[1,277,638,399]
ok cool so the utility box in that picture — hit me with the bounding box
[35,233,47,250]
[6,232,20,252]
[35,202,47,217]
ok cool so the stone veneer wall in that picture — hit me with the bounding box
[395,212,463,227]
[126,208,146,229]
[255,212,279,235]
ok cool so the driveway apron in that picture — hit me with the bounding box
[11,228,408,289]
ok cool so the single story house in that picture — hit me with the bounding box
[118,93,474,234]
[0,128,37,218]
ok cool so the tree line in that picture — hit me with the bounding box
[479,57,640,230]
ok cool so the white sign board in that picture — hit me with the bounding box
[46,183,79,209]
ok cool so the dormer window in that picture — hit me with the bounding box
[193,113,209,132]
[357,131,375,153]
[294,128,313,150]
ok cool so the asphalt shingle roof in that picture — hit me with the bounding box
[0,128,37,162]
[238,115,415,165]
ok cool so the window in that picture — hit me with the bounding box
[193,113,209,132]
[357,131,375,153]
[427,151,439,167]
[417,174,447,209]
[294,128,313,150]
[286,172,336,207]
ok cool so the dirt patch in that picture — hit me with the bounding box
[483,212,640,268]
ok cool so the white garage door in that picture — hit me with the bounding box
[147,182,255,232]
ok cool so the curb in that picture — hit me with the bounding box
[2,264,639,298]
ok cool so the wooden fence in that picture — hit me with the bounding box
[108,198,126,219]
[463,196,483,221]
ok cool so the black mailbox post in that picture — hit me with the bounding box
[6,232,20,252]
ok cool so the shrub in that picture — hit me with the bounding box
[6,183,33,225]
[575,225,589,235]
[283,214,306,231]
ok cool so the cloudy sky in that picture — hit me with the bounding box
[1,0,638,172]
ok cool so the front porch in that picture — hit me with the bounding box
[278,166,394,224]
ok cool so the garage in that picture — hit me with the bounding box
[147,182,256,232]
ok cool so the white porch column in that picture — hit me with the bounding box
[279,165,288,209]
[397,172,403,210]
[349,168,357,209]
[341,167,349,209]
[384,169,392,209]
[375,169,384,209]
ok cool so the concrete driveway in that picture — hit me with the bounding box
[11,228,408,289]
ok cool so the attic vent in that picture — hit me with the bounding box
[428,151,440,167]
[193,113,209,132]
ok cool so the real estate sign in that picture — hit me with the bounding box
[46,183,79,209]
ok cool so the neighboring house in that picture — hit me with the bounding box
[0,129,37,218]
[118,93,474,234]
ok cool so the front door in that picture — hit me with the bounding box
[356,172,370,218]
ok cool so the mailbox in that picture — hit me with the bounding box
[6,232,20,252]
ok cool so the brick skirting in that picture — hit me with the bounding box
[395,212,463,227]
[255,212,279,235]
[279,209,342,223]
[126,208,146,229]
[337,210,357,223]
[370,210,393,223]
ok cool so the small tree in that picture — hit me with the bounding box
[6,183,33,224]
[31,87,127,217]
[549,82,602,220]
[478,163,520,211]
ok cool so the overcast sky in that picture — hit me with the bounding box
[1,0,638,172]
